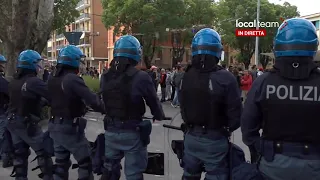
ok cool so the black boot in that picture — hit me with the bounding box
[2,153,13,168]
[3,157,13,168]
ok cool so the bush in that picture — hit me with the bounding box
[82,75,100,93]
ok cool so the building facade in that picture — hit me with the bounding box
[106,30,192,69]
[47,0,108,72]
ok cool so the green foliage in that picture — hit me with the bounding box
[82,75,100,93]
[101,0,216,67]
[215,0,299,67]
[53,0,81,34]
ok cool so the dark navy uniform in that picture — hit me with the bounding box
[0,69,14,167]
[0,73,9,136]
[241,18,320,180]
[178,28,242,180]
[7,50,53,180]
[48,45,104,180]
[100,35,164,180]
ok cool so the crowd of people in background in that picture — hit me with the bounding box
[225,64,266,100]
[146,63,269,105]
[42,66,103,82]
[145,64,185,108]
[42,62,268,103]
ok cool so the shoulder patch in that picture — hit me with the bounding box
[21,82,27,91]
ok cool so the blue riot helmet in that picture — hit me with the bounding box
[0,54,6,63]
[274,18,319,58]
[191,28,223,59]
[17,50,43,70]
[57,45,85,68]
[113,35,142,62]
[0,54,6,72]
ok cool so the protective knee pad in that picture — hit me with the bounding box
[54,155,72,179]
[31,149,54,179]
[74,156,94,180]
[10,143,30,178]
[100,158,121,180]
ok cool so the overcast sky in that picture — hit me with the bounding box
[268,0,320,16]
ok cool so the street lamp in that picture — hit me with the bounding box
[254,0,261,66]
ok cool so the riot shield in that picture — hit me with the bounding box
[143,113,182,180]
[164,113,184,180]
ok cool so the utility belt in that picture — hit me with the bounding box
[103,116,142,131]
[104,116,152,146]
[7,113,41,136]
[261,140,320,161]
[185,123,230,138]
[48,116,87,136]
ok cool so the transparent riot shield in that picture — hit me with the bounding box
[143,113,182,180]
[163,113,184,180]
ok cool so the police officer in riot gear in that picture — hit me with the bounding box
[0,55,13,168]
[47,45,105,180]
[178,28,242,180]
[7,50,53,180]
[100,35,165,180]
[241,18,320,180]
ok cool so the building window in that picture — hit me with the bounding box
[157,49,162,59]
[311,21,319,29]
[113,32,116,43]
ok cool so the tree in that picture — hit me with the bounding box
[101,0,216,67]
[54,0,81,34]
[258,2,299,69]
[0,0,80,76]
[215,0,299,69]
[170,0,216,66]
[101,0,186,68]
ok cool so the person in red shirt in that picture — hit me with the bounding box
[241,70,253,99]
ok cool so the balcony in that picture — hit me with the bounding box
[47,46,52,52]
[56,34,65,40]
[56,45,65,50]
[75,13,90,23]
[76,0,90,11]
[77,43,91,48]
[74,28,90,32]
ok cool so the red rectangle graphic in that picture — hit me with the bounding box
[235,29,267,37]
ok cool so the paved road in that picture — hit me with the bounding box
[0,102,249,180]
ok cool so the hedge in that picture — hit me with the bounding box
[82,75,100,93]
[41,75,101,120]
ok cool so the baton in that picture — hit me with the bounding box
[162,124,182,131]
[143,117,172,120]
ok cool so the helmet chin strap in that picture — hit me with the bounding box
[0,64,4,72]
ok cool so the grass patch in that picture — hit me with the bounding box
[82,75,100,93]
